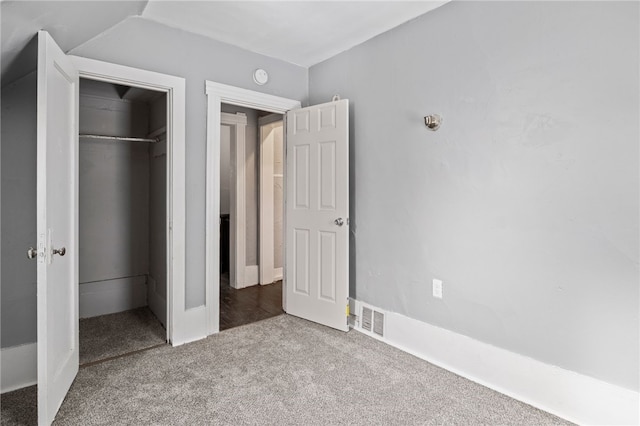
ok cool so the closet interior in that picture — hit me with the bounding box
[78,78,167,364]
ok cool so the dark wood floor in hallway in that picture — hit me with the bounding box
[219,274,284,331]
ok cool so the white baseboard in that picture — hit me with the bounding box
[351,300,639,426]
[1,343,37,393]
[245,265,259,286]
[235,265,260,289]
[79,275,147,318]
[274,267,283,281]
[172,305,208,346]
[147,275,167,327]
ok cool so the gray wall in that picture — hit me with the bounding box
[70,16,308,308]
[309,1,639,391]
[149,95,167,307]
[1,73,37,347]
[79,89,150,286]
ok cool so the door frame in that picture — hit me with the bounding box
[219,112,251,289]
[205,81,300,334]
[258,114,285,285]
[69,56,189,345]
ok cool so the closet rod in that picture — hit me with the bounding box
[79,134,159,143]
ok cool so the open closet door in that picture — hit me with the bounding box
[36,30,79,426]
[285,99,349,331]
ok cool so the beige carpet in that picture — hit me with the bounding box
[79,307,166,365]
[1,315,570,425]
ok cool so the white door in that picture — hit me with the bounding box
[285,99,349,331]
[36,30,79,426]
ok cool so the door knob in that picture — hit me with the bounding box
[52,247,66,257]
[334,218,344,226]
[27,247,38,259]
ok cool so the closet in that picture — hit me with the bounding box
[78,78,167,364]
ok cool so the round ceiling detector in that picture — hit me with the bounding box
[253,69,268,85]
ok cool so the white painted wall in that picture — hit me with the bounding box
[309,1,639,391]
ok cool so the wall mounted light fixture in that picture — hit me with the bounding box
[424,114,442,131]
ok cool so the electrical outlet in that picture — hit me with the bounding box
[433,279,443,299]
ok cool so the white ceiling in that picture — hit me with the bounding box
[141,1,449,67]
[1,1,448,85]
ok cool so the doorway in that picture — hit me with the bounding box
[206,81,350,336]
[218,104,284,330]
[77,78,167,364]
[204,82,300,335]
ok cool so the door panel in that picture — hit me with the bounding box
[285,100,349,331]
[37,30,79,426]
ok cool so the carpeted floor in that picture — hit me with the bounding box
[1,315,571,425]
[79,307,166,365]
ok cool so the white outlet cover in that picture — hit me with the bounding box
[433,279,443,299]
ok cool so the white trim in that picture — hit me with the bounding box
[220,112,248,125]
[258,113,284,127]
[205,81,300,335]
[79,276,147,318]
[244,265,259,287]
[205,81,300,113]
[221,113,248,289]
[1,343,37,393]
[351,299,640,426]
[69,56,189,346]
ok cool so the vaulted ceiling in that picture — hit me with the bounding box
[1,1,448,85]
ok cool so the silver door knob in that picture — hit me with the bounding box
[52,247,66,257]
[334,218,344,226]
[27,247,38,259]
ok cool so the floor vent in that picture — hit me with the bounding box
[373,311,384,337]
[361,306,373,332]
[360,305,385,337]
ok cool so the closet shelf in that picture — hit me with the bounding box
[80,134,159,143]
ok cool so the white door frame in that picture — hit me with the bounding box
[219,112,250,289]
[258,114,285,285]
[205,81,300,334]
[68,56,192,345]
